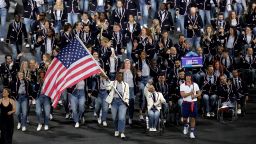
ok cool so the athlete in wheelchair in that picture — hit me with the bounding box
[145,85,167,132]
[217,75,238,122]
[230,69,248,116]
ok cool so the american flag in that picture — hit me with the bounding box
[41,38,102,107]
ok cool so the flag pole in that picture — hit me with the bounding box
[75,36,129,107]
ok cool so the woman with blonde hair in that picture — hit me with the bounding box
[52,0,66,34]
[39,53,51,71]
[120,59,136,125]
[20,61,30,81]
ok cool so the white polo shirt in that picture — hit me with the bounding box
[180,82,200,102]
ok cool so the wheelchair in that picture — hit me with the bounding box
[145,108,165,136]
[217,96,238,122]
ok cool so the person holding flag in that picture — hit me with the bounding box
[41,37,102,109]
[106,72,129,139]
[180,72,201,139]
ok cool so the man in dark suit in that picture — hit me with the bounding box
[111,24,126,56]
[184,6,203,49]
[156,3,174,32]
[125,0,141,18]
[231,69,248,116]
[111,0,128,29]
[22,0,38,34]
[242,48,256,88]
[6,14,28,59]
[0,54,22,88]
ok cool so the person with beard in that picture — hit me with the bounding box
[0,54,22,88]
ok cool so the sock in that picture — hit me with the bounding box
[191,127,195,133]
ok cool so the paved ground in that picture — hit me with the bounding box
[2,1,256,144]
[10,102,256,144]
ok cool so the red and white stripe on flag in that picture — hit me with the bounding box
[41,55,101,108]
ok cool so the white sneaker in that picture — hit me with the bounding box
[206,112,211,117]
[121,133,126,139]
[44,125,49,131]
[75,122,79,128]
[93,112,97,117]
[17,123,21,130]
[149,128,153,132]
[152,128,157,132]
[190,132,196,139]
[139,115,144,120]
[97,117,102,125]
[22,126,26,132]
[128,118,132,125]
[183,126,189,135]
[27,118,30,124]
[210,112,215,117]
[102,121,107,127]
[37,124,42,131]
[49,114,53,120]
[65,113,70,119]
[32,99,36,105]
[0,38,4,42]
[114,131,119,137]
[237,109,242,114]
